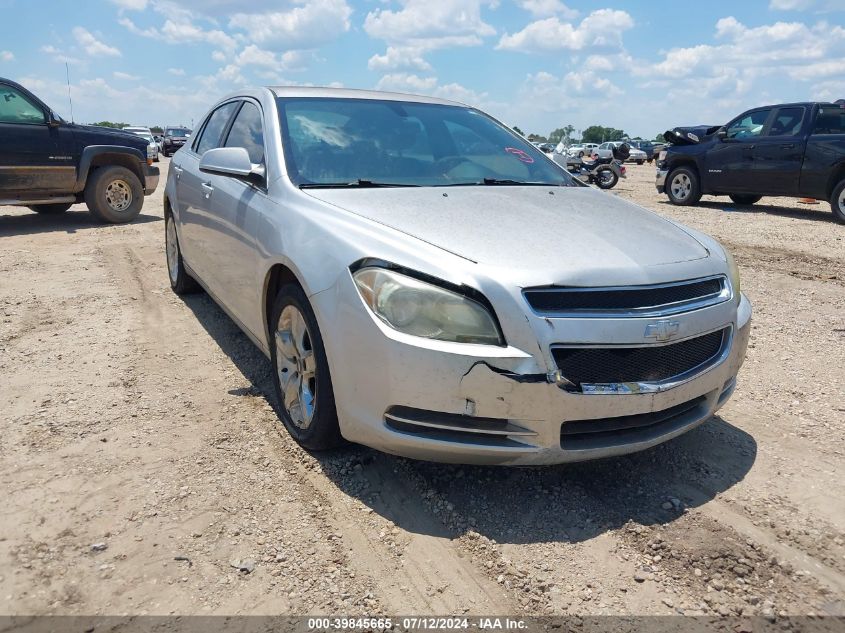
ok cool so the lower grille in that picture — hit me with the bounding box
[552,328,727,389]
[384,406,536,447]
[561,395,709,451]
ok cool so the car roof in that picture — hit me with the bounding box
[267,85,466,107]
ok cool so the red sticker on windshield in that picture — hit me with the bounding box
[505,147,534,163]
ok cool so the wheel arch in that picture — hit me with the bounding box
[825,160,845,199]
[77,146,147,193]
[262,262,306,353]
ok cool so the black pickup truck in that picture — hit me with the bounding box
[656,100,845,223]
[0,77,159,223]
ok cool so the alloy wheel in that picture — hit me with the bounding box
[165,218,179,285]
[670,173,692,201]
[275,305,317,429]
[105,179,133,212]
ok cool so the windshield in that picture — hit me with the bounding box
[166,127,190,137]
[278,98,574,187]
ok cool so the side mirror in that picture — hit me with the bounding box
[716,128,728,141]
[199,147,265,185]
[47,112,62,128]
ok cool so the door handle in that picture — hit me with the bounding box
[781,144,795,149]
[172,164,183,180]
[201,182,214,198]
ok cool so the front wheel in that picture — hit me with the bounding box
[636,160,644,165]
[831,180,845,224]
[165,214,200,295]
[84,166,143,223]
[729,194,762,205]
[595,167,618,190]
[28,203,72,214]
[666,167,702,206]
[270,284,342,451]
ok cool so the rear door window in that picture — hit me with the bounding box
[767,107,805,137]
[812,107,845,135]
[195,102,238,155]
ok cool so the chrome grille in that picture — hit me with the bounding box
[524,276,728,317]
[552,328,728,389]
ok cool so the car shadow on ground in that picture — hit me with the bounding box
[655,198,836,223]
[0,208,161,236]
[181,290,757,546]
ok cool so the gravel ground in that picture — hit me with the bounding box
[0,160,843,617]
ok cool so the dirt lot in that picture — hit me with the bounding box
[1,160,843,618]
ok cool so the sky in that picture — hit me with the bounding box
[0,0,843,139]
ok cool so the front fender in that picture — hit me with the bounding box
[75,145,147,192]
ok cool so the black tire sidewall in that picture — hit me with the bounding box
[666,167,701,206]
[596,168,618,189]
[729,194,762,206]
[29,203,72,214]
[832,181,845,224]
[165,214,199,294]
[85,166,144,223]
[269,284,341,451]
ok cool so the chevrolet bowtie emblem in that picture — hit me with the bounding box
[645,320,680,342]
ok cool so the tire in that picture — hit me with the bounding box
[666,166,702,206]
[831,180,845,224]
[84,166,144,223]
[729,194,762,206]
[270,284,342,451]
[28,203,72,214]
[636,160,644,165]
[595,167,618,190]
[165,213,200,295]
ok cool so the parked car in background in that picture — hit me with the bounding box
[0,77,159,223]
[595,141,647,164]
[161,126,191,157]
[630,139,665,162]
[656,100,845,222]
[164,86,750,465]
[123,126,160,162]
[567,143,598,158]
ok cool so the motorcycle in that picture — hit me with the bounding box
[555,143,629,190]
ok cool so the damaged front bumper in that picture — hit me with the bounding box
[316,276,752,466]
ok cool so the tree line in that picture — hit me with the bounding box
[90,121,164,134]
[515,124,665,144]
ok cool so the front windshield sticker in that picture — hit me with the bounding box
[505,147,534,164]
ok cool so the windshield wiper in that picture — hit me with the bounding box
[300,179,419,189]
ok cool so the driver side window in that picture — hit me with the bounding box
[726,109,772,140]
[0,85,46,125]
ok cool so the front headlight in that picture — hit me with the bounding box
[724,247,741,297]
[352,268,504,345]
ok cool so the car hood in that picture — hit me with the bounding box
[663,125,721,146]
[69,123,149,152]
[304,186,711,278]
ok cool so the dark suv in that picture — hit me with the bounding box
[161,126,191,157]
[0,77,159,223]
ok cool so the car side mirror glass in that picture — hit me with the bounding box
[716,128,728,141]
[199,147,265,185]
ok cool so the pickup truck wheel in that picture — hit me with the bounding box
[729,194,762,205]
[832,180,845,224]
[636,160,644,165]
[28,203,72,214]
[165,214,200,294]
[84,166,143,224]
[270,284,342,451]
[666,167,702,206]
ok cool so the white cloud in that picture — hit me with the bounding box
[108,0,149,9]
[160,19,236,50]
[497,9,634,53]
[365,0,496,46]
[168,67,186,75]
[228,0,351,49]
[39,45,83,65]
[73,27,122,57]
[769,0,816,9]
[0,51,13,62]
[517,0,578,19]
[367,46,433,72]
[375,73,438,93]
[113,71,140,80]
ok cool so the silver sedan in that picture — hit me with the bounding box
[164,87,751,465]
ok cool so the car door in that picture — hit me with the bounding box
[747,106,807,195]
[705,108,774,193]
[201,99,267,333]
[172,101,239,283]
[0,82,76,199]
